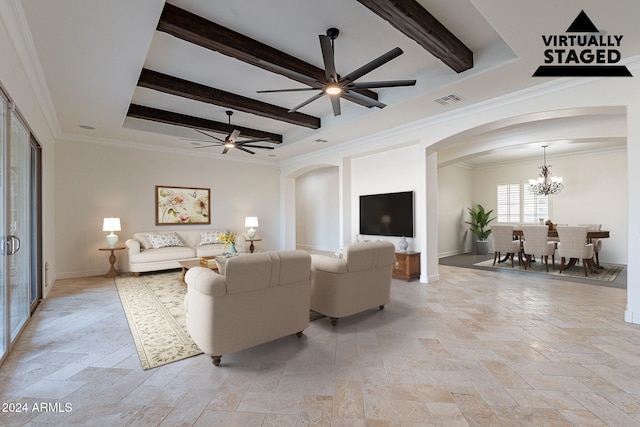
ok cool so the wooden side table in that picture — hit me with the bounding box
[393,251,420,281]
[247,238,262,253]
[99,246,125,278]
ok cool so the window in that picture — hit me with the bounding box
[497,184,520,223]
[497,183,550,223]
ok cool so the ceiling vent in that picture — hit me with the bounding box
[434,93,463,105]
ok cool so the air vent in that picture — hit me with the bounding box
[434,93,463,105]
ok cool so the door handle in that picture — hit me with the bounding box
[7,235,21,255]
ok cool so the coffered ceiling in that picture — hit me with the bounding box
[11,0,640,163]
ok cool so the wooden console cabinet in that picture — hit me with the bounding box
[393,252,420,281]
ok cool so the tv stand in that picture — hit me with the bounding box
[393,251,420,281]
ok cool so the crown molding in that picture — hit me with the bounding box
[0,0,61,137]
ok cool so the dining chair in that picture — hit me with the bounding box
[556,226,595,277]
[521,225,556,272]
[579,223,603,267]
[490,224,521,267]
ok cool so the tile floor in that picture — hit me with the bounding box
[1,263,640,426]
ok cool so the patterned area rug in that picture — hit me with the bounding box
[115,272,202,370]
[473,258,623,282]
[116,271,326,370]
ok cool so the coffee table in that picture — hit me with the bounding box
[178,259,218,286]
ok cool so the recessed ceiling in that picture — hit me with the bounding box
[15,0,640,162]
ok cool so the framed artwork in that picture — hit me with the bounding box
[156,185,210,225]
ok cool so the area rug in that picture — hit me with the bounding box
[115,272,201,370]
[116,271,326,370]
[473,258,622,282]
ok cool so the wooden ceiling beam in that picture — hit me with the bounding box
[137,69,320,129]
[127,104,283,144]
[356,0,473,73]
[156,2,379,105]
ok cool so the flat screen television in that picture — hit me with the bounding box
[359,191,414,237]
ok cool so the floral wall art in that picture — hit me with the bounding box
[156,185,210,225]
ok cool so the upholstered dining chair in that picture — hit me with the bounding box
[556,226,595,277]
[521,225,556,272]
[490,224,521,267]
[579,223,603,267]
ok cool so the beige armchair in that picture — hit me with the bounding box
[184,250,312,366]
[310,241,396,326]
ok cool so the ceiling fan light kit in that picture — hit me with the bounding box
[186,110,275,155]
[258,27,417,116]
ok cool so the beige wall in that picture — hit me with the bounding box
[295,166,340,252]
[54,139,281,278]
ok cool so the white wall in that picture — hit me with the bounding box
[437,163,474,257]
[350,144,423,253]
[295,166,339,251]
[54,139,281,278]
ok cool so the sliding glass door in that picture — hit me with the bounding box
[1,90,6,361]
[0,88,42,365]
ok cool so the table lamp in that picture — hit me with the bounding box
[103,217,121,248]
[245,216,258,239]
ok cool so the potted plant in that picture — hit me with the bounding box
[217,231,239,253]
[465,204,496,255]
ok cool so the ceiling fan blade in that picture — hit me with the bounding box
[222,146,231,155]
[257,87,321,93]
[319,35,338,83]
[193,143,224,149]
[256,59,325,89]
[241,144,275,150]
[229,129,241,143]
[194,129,225,142]
[343,90,387,109]
[341,47,404,83]
[236,146,256,155]
[288,91,326,113]
[330,95,341,116]
[351,79,417,89]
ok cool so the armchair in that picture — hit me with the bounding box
[184,250,312,366]
[310,241,396,326]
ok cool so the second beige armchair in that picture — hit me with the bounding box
[310,241,396,326]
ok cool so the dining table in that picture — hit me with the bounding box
[512,229,610,239]
[509,228,610,270]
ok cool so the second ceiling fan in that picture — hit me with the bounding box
[190,111,275,155]
[258,28,417,116]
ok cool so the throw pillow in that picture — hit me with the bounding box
[200,231,222,245]
[145,232,184,249]
[334,248,344,259]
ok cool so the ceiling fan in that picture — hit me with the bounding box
[257,28,416,116]
[188,111,275,155]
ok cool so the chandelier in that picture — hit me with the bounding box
[528,145,563,196]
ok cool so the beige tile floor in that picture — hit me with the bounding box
[2,265,640,426]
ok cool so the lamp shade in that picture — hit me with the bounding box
[103,217,121,232]
[244,217,259,228]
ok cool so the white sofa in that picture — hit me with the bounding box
[184,250,312,366]
[125,229,247,275]
[310,241,396,326]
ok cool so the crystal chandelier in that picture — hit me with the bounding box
[528,145,563,196]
